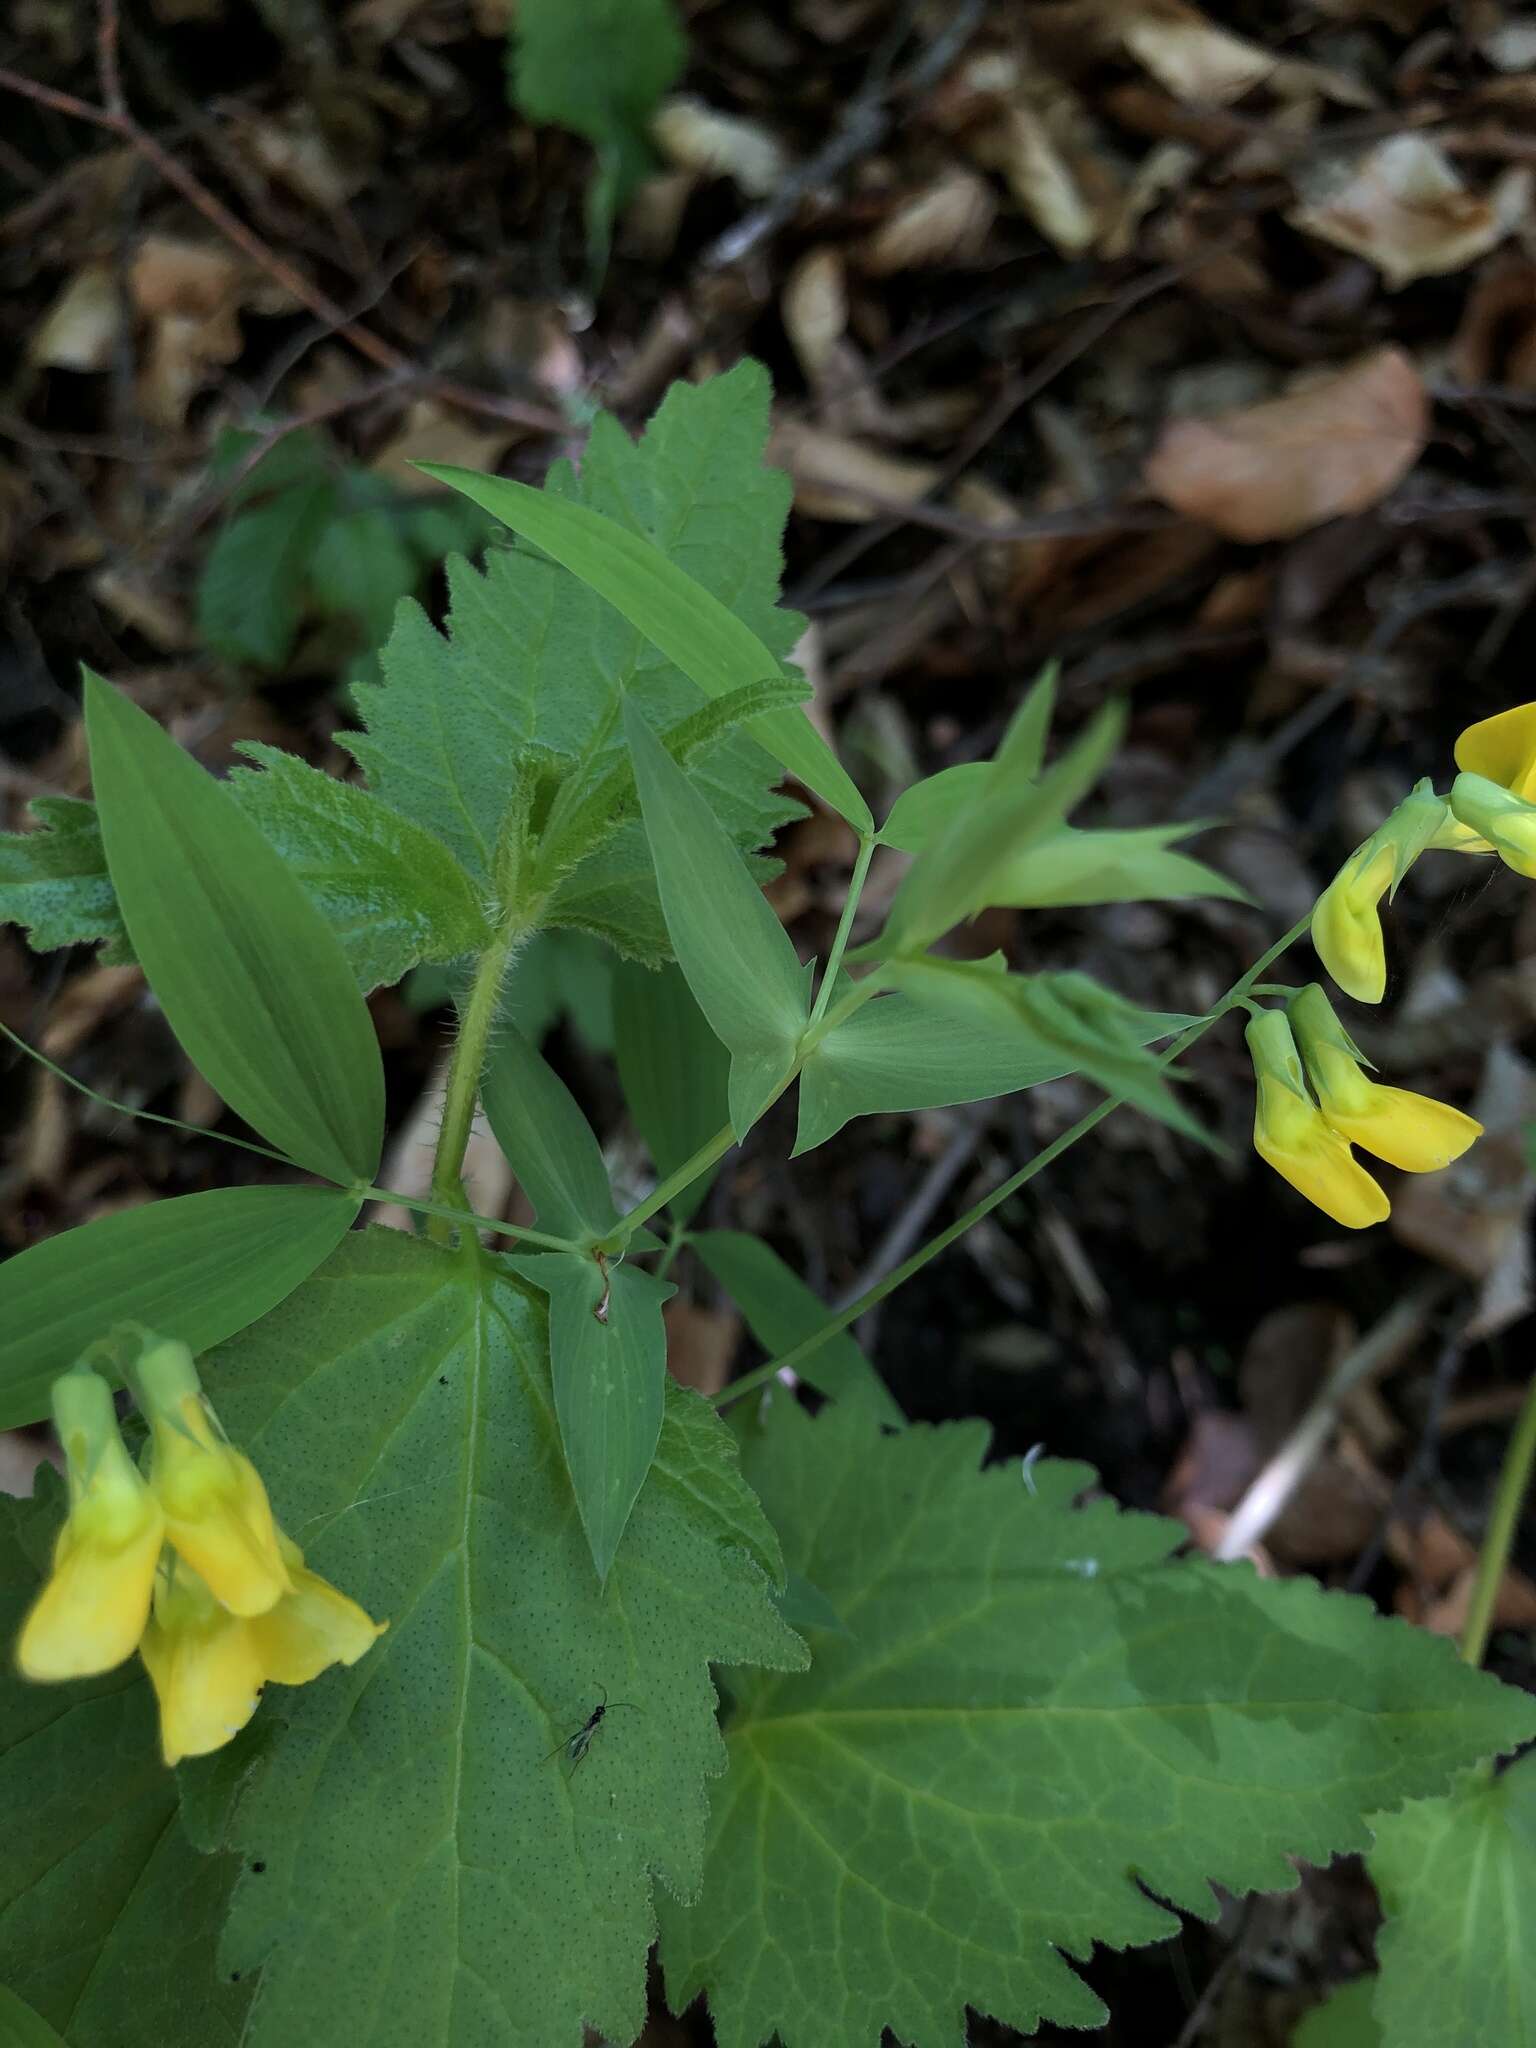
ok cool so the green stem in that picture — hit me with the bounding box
[359,1186,580,1254]
[715,911,1314,1408]
[1460,1371,1536,1668]
[808,833,876,1029]
[427,915,529,1244]
[610,1124,737,1242]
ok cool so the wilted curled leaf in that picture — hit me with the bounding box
[651,95,786,198]
[1291,136,1532,290]
[1143,346,1427,543]
[859,167,996,274]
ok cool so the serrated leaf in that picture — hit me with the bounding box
[0,1478,251,2048]
[481,1024,619,1239]
[510,1251,673,1582]
[416,406,872,832]
[348,369,807,963]
[193,1229,804,2047]
[0,1185,360,1429]
[511,0,686,275]
[613,959,730,1226]
[1368,1757,1536,2047]
[231,743,492,991]
[691,1230,903,1425]
[198,478,335,669]
[85,671,385,1184]
[658,1401,1536,2048]
[0,796,131,962]
[625,699,806,1138]
[1295,1978,1380,2047]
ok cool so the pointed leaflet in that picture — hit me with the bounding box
[84,673,384,1184]
[1368,1757,1536,2046]
[509,1252,673,1583]
[657,1402,1536,2048]
[415,448,872,833]
[0,1186,360,1429]
[192,1230,804,2048]
[0,1477,251,2048]
[624,699,806,1138]
[0,1988,68,2047]
[481,1026,620,1239]
[613,959,730,1226]
[691,1231,902,1425]
[345,366,808,962]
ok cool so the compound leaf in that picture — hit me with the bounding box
[0,1476,250,2048]
[1368,1756,1536,2047]
[196,1229,804,2048]
[657,1401,1536,2048]
[0,1185,360,1430]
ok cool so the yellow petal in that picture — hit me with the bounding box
[153,1400,291,1617]
[1254,1077,1391,1228]
[1311,843,1394,1004]
[16,1495,165,1682]
[249,1557,387,1687]
[1455,702,1536,803]
[139,1570,265,1767]
[1322,1085,1482,1174]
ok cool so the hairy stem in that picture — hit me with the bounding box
[1460,1371,1536,1668]
[427,916,529,1243]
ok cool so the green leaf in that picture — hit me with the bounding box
[1295,1978,1380,2047]
[230,743,493,992]
[613,959,730,1226]
[510,1251,673,1582]
[0,1986,68,2048]
[1368,1757,1536,2047]
[194,1229,804,2047]
[658,1402,1536,2048]
[0,1477,251,2048]
[0,1185,360,1429]
[416,445,872,833]
[480,1024,619,1239]
[879,682,1123,954]
[350,366,809,962]
[625,698,806,1138]
[879,762,991,853]
[0,796,131,962]
[773,1570,850,1639]
[691,1230,903,1425]
[306,505,419,646]
[992,822,1249,908]
[197,478,335,669]
[85,670,385,1184]
[510,0,686,265]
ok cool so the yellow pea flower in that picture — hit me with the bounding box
[1311,782,1470,1004]
[1455,700,1536,803]
[139,1559,266,1768]
[16,1365,164,1682]
[1448,771,1536,881]
[247,1533,386,1686]
[133,1339,291,1618]
[1246,1009,1389,1229]
[1289,984,1482,1174]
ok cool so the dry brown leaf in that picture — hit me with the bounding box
[1143,346,1428,543]
[1291,136,1532,289]
[371,398,516,492]
[664,1297,740,1397]
[27,263,121,372]
[766,416,940,523]
[858,167,996,274]
[1450,258,1536,391]
[651,96,787,198]
[128,236,290,426]
[781,247,848,388]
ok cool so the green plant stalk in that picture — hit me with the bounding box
[716,910,1314,1408]
[427,912,531,1243]
[357,1187,580,1253]
[1460,1369,1536,1667]
[807,833,875,1029]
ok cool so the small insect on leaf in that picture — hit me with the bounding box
[542,1685,642,1771]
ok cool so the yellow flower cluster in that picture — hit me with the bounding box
[16,1340,384,1765]
[1244,703,1535,1227]
[1247,988,1481,1229]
